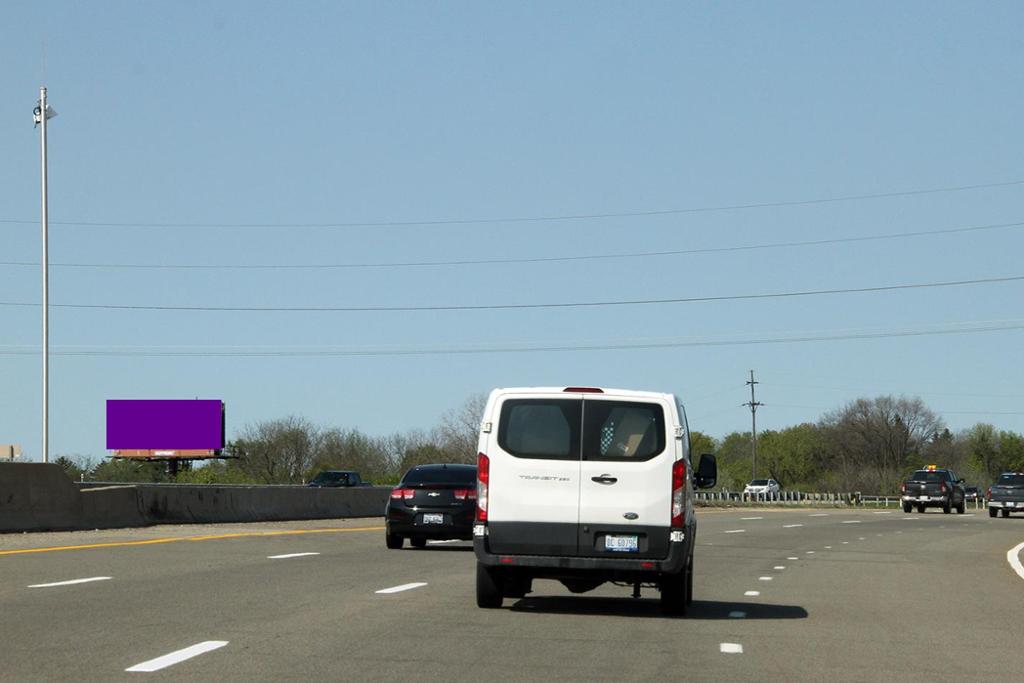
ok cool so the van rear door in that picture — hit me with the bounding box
[485,395,582,556]
[577,396,677,560]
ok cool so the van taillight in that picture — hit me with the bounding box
[477,452,490,522]
[390,488,415,501]
[671,459,686,527]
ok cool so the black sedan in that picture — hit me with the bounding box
[385,463,477,549]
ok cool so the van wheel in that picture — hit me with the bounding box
[385,533,403,549]
[685,556,694,606]
[410,537,427,548]
[659,569,689,616]
[476,563,504,608]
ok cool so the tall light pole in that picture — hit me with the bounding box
[34,87,56,463]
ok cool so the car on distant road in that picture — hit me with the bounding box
[307,470,371,487]
[385,463,477,549]
[744,479,781,497]
[987,472,1024,518]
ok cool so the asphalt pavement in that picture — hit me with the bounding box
[1,508,1022,681]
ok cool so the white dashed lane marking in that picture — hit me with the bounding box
[774,566,785,570]
[376,582,428,594]
[720,643,744,654]
[809,513,829,517]
[842,521,862,524]
[783,524,803,528]
[125,641,228,672]
[741,517,763,521]
[28,577,111,588]
[744,591,760,597]
[725,529,746,534]
[787,556,799,560]
[758,576,773,581]
[267,552,320,560]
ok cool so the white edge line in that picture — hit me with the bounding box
[267,552,321,559]
[375,582,428,594]
[126,641,228,672]
[720,643,744,654]
[28,576,112,588]
[1008,542,1024,581]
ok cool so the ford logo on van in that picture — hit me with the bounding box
[623,512,639,520]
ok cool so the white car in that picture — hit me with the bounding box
[473,386,717,615]
[744,478,781,496]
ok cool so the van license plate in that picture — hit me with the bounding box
[422,513,444,524]
[605,535,639,552]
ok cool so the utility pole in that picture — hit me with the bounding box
[34,87,55,463]
[743,370,763,481]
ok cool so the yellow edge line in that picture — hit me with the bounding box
[0,526,385,556]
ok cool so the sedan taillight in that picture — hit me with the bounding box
[453,488,477,501]
[390,488,415,501]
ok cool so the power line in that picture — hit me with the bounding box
[1,318,1022,357]
[0,274,1020,313]
[3,220,1022,271]
[1,179,1021,230]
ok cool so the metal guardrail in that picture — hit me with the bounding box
[697,490,987,509]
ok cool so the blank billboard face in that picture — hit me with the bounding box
[106,400,224,450]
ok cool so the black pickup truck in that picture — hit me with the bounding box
[900,466,966,514]
[987,472,1024,518]
[307,470,372,487]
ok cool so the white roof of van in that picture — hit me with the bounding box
[489,387,676,401]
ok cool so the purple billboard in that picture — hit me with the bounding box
[106,400,225,450]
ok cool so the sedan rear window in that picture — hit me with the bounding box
[402,467,477,484]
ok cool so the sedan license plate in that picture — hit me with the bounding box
[604,534,639,552]
[422,513,444,524]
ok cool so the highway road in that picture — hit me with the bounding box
[1,508,1022,681]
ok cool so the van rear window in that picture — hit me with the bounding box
[498,399,581,460]
[497,398,666,462]
[582,401,665,461]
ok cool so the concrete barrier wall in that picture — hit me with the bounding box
[0,463,84,532]
[2,464,390,533]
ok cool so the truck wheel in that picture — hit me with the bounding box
[989,507,997,518]
[942,499,951,514]
[917,504,925,513]
[956,500,965,514]
[1002,509,1010,518]
[902,503,912,513]
[476,562,504,608]
[385,533,403,549]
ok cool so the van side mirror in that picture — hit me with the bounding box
[694,453,717,489]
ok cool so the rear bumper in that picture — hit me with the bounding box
[988,500,1024,509]
[385,504,475,539]
[473,526,690,577]
[901,495,948,505]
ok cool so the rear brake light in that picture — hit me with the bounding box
[671,459,686,527]
[940,483,947,494]
[900,484,906,493]
[563,386,604,393]
[477,452,490,522]
[390,487,415,500]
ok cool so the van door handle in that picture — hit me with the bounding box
[591,475,618,485]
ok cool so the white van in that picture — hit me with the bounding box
[473,386,717,615]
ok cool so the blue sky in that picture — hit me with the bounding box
[2,2,1023,461]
